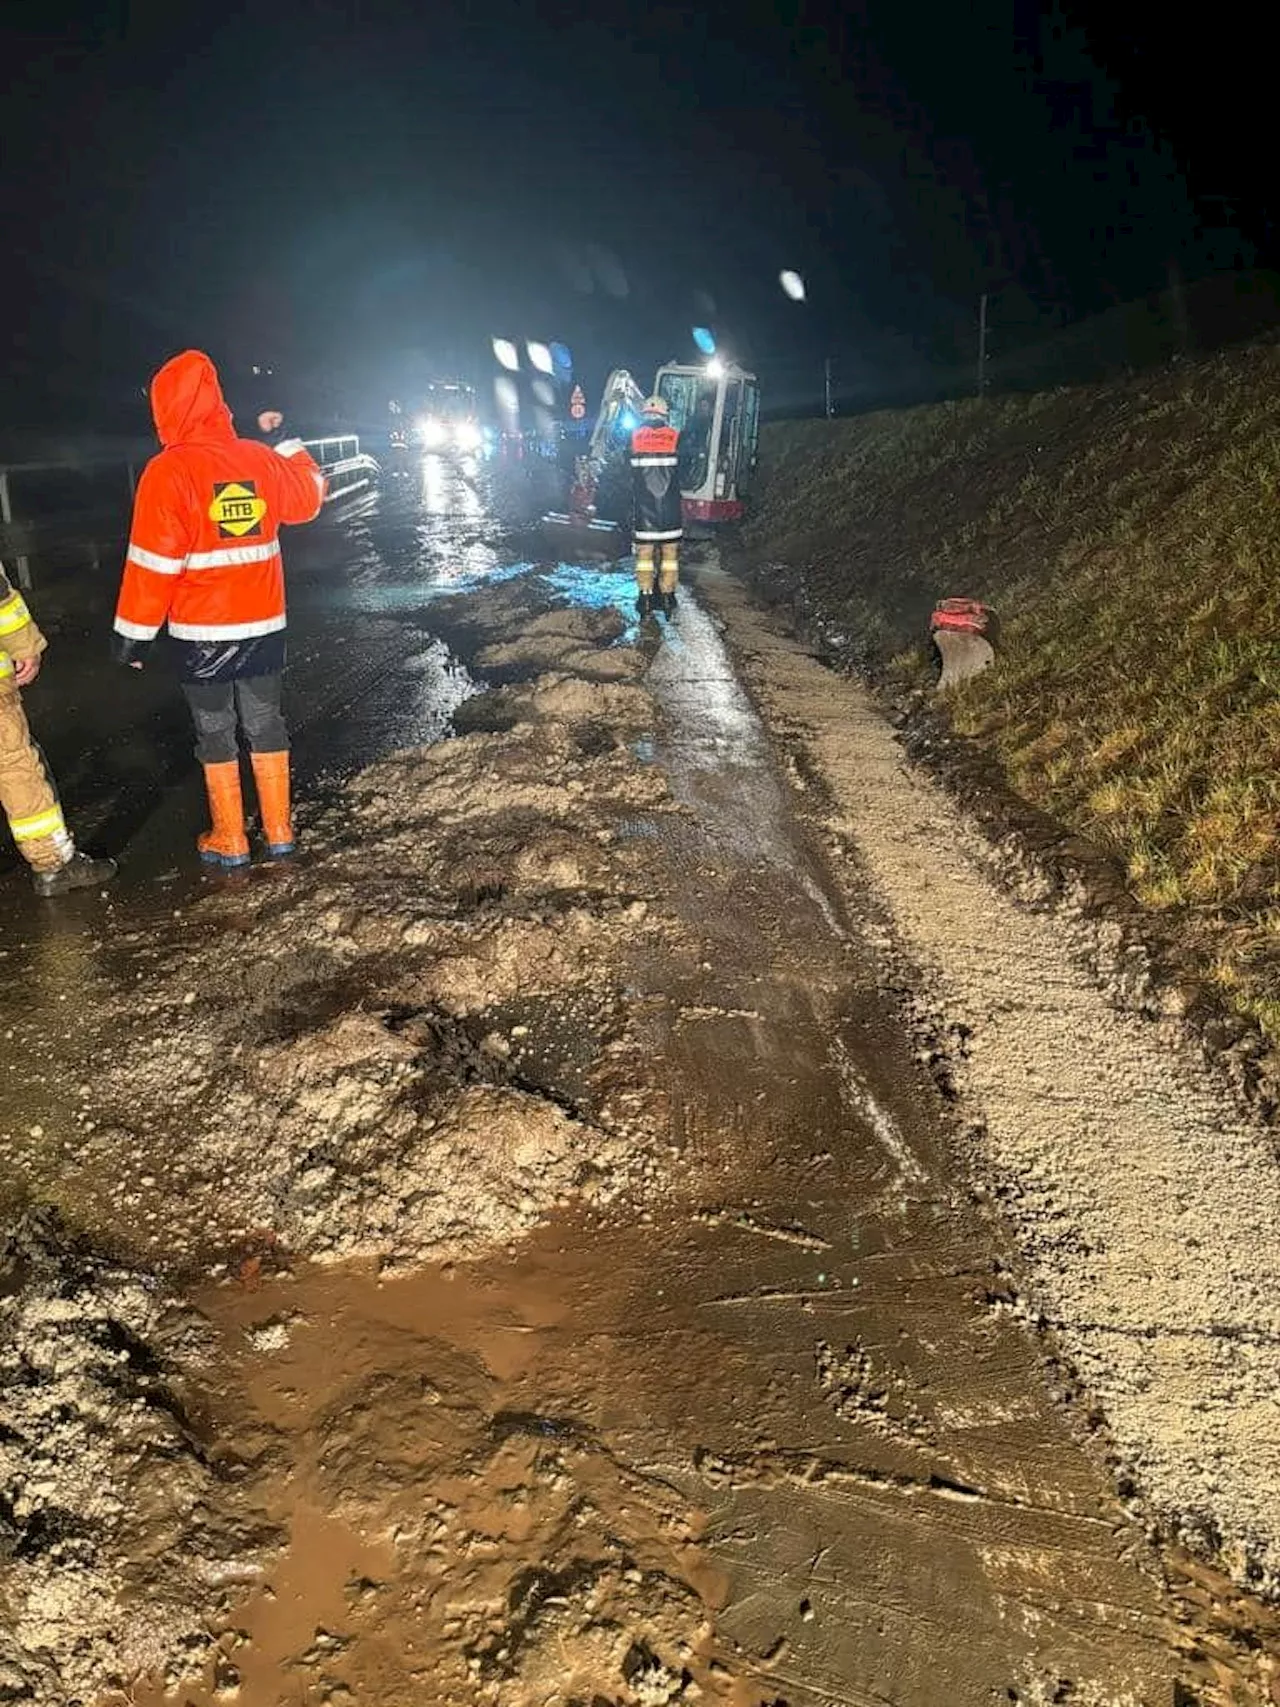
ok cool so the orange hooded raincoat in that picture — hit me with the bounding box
[113,350,325,682]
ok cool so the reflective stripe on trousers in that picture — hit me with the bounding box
[0,685,72,872]
[634,541,679,594]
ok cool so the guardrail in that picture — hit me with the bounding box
[307,448,380,503]
[303,434,360,466]
[1,435,378,587]
[0,461,139,588]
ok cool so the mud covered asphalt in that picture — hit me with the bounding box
[1,459,1277,1705]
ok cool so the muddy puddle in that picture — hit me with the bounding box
[120,1235,754,1707]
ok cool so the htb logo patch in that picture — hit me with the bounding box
[209,481,267,538]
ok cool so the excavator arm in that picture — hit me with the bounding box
[584,369,647,478]
[543,369,648,559]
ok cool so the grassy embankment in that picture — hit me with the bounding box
[743,341,1280,1037]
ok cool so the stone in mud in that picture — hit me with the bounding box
[625,1642,694,1704]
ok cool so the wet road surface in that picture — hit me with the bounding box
[0,460,1237,1702]
[0,455,545,1205]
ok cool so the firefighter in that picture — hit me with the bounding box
[112,350,325,867]
[0,564,117,896]
[629,396,682,619]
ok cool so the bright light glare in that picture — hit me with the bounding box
[453,420,483,452]
[532,378,555,407]
[705,356,726,379]
[418,416,448,449]
[494,375,520,429]
[527,342,554,375]
[780,269,806,301]
[693,326,716,355]
[492,338,519,371]
[550,341,573,373]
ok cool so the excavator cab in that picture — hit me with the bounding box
[655,360,760,527]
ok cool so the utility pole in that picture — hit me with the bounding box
[977,293,990,398]
[824,356,834,419]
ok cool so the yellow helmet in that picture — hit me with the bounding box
[643,395,669,418]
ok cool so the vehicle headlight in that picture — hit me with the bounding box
[454,421,483,451]
[418,416,448,449]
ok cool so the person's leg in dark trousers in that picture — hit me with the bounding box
[237,674,295,857]
[234,675,288,755]
[181,680,250,866]
[181,680,240,764]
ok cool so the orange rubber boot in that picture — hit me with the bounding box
[197,761,250,867]
[251,750,294,857]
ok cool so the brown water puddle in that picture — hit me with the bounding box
[122,1233,759,1707]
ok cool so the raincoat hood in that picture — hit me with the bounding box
[150,350,235,447]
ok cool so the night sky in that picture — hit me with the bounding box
[0,0,1268,439]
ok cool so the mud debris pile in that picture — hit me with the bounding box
[0,584,701,1705]
[0,1211,272,1706]
[62,592,684,1274]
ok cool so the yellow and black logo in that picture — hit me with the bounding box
[209,480,267,538]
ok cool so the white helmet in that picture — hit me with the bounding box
[643,395,669,418]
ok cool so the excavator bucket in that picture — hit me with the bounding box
[930,599,998,690]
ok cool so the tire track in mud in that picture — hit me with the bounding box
[694,555,1280,1703]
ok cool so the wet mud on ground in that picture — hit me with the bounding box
[2,473,1275,1705]
[110,583,1219,1707]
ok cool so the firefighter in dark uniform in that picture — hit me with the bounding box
[628,396,682,619]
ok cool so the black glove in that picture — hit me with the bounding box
[112,632,149,669]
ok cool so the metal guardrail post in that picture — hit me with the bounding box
[0,470,32,590]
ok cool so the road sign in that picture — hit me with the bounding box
[569,384,587,421]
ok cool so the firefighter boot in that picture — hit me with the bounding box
[251,750,295,857]
[32,851,118,898]
[658,543,679,617]
[197,761,251,868]
[635,544,657,620]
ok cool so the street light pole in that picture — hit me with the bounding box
[824,356,833,419]
[977,293,989,398]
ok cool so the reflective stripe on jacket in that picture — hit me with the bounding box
[629,423,683,542]
[113,351,326,682]
[0,568,46,682]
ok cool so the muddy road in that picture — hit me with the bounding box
[1,462,1276,1705]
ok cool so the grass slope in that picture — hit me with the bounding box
[744,340,1280,1036]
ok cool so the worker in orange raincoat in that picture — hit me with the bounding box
[112,351,325,866]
